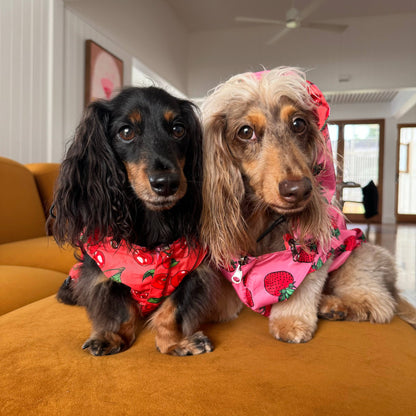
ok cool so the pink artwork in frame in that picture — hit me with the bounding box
[85,40,124,106]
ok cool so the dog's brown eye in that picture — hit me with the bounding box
[119,127,135,141]
[292,118,307,134]
[237,126,256,141]
[172,123,186,139]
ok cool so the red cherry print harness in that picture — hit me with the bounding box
[69,237,207,316]
[219,72,365,317]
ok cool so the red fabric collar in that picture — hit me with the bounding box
[69,237,207,316]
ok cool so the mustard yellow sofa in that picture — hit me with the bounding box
[0,157,77,314]
[0,156,415,416]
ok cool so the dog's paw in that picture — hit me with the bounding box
[319,294,395,324]
[269,316,316,343]
[169,331,214,356]
[57,276,78,305]
[82,334,124,356]
[318,295,348,321]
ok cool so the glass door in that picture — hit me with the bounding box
[328,120,384,223]
[396,124,416,222]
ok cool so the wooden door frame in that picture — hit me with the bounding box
[329,119,384,223]
[396,123,416,223]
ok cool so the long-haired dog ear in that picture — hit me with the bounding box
[50,101,133,247]
[172,99,204,238]
[201,113,249,266]
[181,100,203,197]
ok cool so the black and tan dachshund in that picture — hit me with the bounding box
[50,87,240,356]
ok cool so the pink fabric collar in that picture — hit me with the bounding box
[220,220,364,317]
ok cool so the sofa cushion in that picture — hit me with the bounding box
[25,162,60,218]
[0,298,415,415]
[0,266,67,315]
[0,157,47,244]
[0,236,77,274]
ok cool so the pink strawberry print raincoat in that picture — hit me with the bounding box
[220,72,365,317]
[69,238,206,316]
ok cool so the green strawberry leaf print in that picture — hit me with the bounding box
[316,258,324,269]
[170,259,179,268]
[332,227,341,239]
[148,296,166,304]
[143,269,155,281]
[105,267,126,283]
[311,257,324,271]
[278,283,296,301]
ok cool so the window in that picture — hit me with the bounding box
[397,125,416,221]
[328,120,384,222]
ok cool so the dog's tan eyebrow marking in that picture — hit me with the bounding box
[247,111,267,129]
[164,110,176,122]
[129,110,142,124]
[280,105,297,122]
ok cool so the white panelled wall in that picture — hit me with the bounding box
[0,0,63,163]
[0,0,133,164]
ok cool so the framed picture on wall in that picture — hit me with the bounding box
[85,40,123,106]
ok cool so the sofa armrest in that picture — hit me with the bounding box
[25,163,60,218]
[0,157,46,244]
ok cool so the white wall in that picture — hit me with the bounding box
[63,8,134,154]
[0,0,64,163]
[399,105,416,124]
[64,0,189,95]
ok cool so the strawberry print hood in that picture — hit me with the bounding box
[69,237,207,316]
[219,71,365,317]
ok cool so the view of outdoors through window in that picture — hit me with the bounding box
[398,126,416,215]
[343,124,380,214]
[328,123,380,215]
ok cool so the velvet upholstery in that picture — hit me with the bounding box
[0,236,77,275]
[1,156,415,415]
[26,162,60,217]
[0,298,415,415]
[0,157,77,314]
[0,157,46,244]
[0,266,67,315]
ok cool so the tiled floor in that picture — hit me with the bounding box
[348,223,416,306]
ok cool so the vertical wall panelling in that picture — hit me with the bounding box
[48,0,64,162]
[0,0,58,164]
[0,1,12,158]
[1,2,138,163]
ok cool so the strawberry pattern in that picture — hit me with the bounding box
[68,237,207,316]
[219,75,365,317]
[264,271,296,302]
[220,209,364,317]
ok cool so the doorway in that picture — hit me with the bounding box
[328,119,384,223]
[396,124,416,223]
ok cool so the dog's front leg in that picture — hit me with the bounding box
[148,295,213,356]
[269,260,332,343]
[74,257,142,356]
[149,263,240,356]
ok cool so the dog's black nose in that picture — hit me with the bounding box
[279,178,312,204]
[149,173,180,196]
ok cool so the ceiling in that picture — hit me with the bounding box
[163,0,416,32]
[64,0,416,109]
